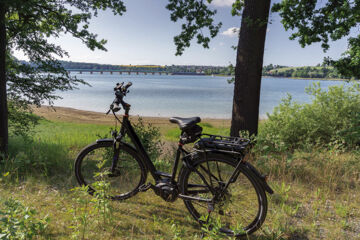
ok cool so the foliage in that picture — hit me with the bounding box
[0,198,49,239]
[8,101,40,137]
[258,82,360,151]
[263,65,350,79]
[3,0,127,136]
[69,185,93,240]
[272,0,360,79]
[166,0,222,56]
[132,117,163,160]
[91,160,113,226]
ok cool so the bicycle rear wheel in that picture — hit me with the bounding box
[178,153,267,237]
[75,141,147,200]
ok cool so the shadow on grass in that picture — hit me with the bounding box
[1,136,77,189]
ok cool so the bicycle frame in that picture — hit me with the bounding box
[104,103,272,204]
[104,107,249,204]
[112,110,189,184]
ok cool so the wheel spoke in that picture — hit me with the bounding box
[180,157,267,237]
[75,142,146,200]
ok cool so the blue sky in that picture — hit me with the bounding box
[14,0,349,66]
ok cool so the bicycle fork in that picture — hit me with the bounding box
[110,132,123,174]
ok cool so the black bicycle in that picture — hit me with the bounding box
[74,82,273,238]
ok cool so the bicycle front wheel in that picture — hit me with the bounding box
[75,141,147,200]
[178,153,267,237]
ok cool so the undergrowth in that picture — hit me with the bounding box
[258,82,360,151]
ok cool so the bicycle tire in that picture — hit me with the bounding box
[178,153,267,237]
[74,141,147,200]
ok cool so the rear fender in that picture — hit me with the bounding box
[183,150,274,194]
[245,162,274,194]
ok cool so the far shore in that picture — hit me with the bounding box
[213,74,352,81]
[32,106,232,130]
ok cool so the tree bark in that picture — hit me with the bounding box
[230,0,271,137]
[0,2,7,157]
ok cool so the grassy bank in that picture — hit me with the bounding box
[1,114,359,239]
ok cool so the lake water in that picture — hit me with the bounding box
[53,73,344,119]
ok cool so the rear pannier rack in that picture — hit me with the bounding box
[194,134,251,154]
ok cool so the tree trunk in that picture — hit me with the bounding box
[0,3,7,157]
[230,0,271,137]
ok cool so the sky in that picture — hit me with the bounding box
[13,0,350,67]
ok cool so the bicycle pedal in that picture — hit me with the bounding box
[138,183,152,192]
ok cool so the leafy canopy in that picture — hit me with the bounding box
[273,0,360,79]
[3,0,126,135]
[166,0,222,56]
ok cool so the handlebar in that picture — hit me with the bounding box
[107,82,132,114]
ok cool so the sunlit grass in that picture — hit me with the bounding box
[1,119,359,239]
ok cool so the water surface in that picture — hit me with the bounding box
[54,73,344,119]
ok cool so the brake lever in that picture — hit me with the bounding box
[106,103,114,115]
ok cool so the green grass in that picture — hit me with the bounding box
[4,119,112,183]
[1,119,359,239]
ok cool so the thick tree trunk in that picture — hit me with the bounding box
[0,3,7,157]
[230,0,271,137]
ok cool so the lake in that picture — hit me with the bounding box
[53,73,345,119]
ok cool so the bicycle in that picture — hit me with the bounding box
[74,82,274,238]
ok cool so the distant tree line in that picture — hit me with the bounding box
[59,60,232,75]
[262,64,353,79]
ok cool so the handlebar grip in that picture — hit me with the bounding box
[112,103,121,112]
[125,82,132,89]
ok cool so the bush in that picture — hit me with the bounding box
[0,198,50,239]
[258,82,360,151]
[132,117,163,160]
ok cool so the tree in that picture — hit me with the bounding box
[0,3,7,156]
[168,0,360,136]
[272,1,360,79]
[166,0,271,136]
[0,0,126,155]
[230,0,271,136]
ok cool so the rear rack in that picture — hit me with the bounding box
[194,134,251,154]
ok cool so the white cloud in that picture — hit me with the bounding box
[221,27,240,37]
[210,0,235,7]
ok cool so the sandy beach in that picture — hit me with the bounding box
[32,105,231,130]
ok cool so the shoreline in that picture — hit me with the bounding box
[261,75,353,81]
[32,105,231,128]
[212,74,352,81]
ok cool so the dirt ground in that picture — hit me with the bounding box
[32,105,231,129]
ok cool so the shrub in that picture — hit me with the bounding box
[132,117,163,160]
[258,82,360,151]
[0,198,49,239]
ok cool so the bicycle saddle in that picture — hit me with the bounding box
[169,117,201,130]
